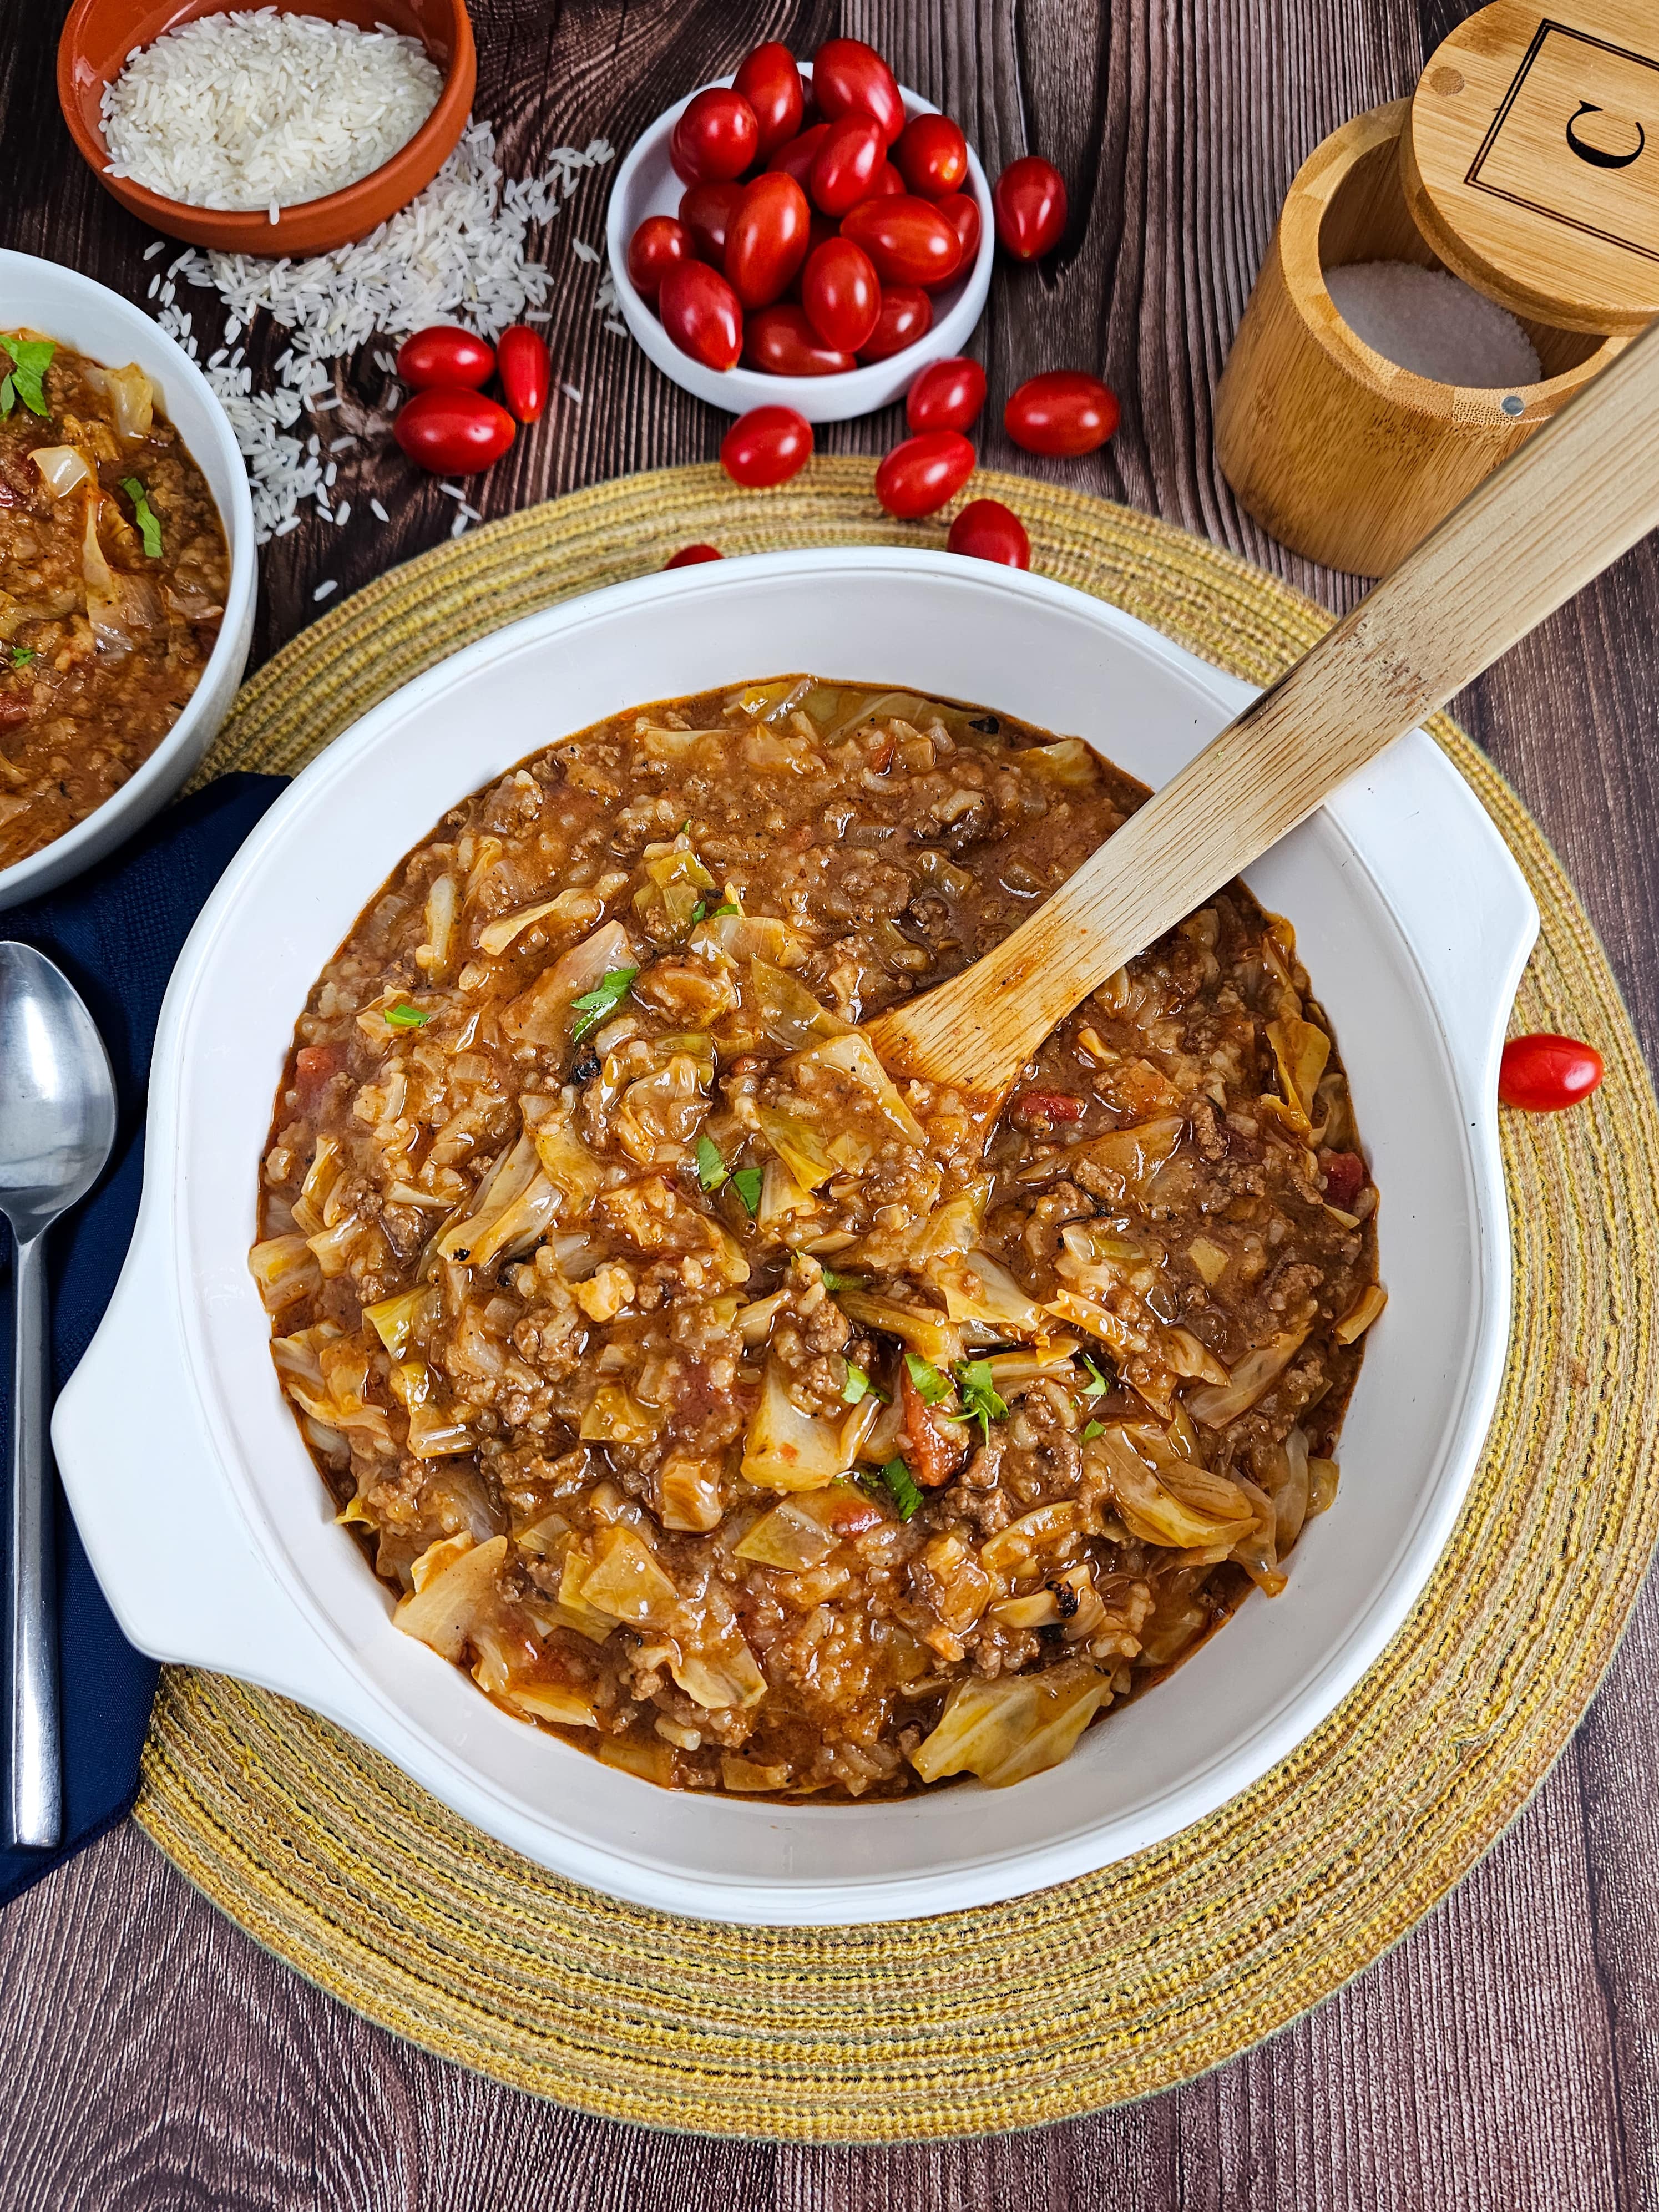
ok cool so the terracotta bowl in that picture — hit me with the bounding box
[57,0,476,256]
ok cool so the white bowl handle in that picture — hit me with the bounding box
[1326,728,1540,1105]
[52,1224,372,1729]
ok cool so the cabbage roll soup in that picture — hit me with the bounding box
[0,330,227,868]
[252,679,1385,1799]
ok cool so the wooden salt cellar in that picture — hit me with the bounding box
[1215,0,1658,574]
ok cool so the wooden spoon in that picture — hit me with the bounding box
[866,319,1659,1095]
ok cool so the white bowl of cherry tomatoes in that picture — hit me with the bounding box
[606,36,995,422]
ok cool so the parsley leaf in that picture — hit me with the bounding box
[122,476,163,558]
[731,1165,763,1217]
[1077,1353,1111,1401]
[1081,1419,1106,1441]
[953,1358,1009,1445]
[903,1352,953,1406]
[842,1361,889,1406]
[706,899,739,919]
[877,1456,924,1521]
[569,964,638,1042]
[384,1001,429,1029]
[818,1266,844,1290]
[0,337,53,418]
[8,646,34,668]
[694,1134,728,1191]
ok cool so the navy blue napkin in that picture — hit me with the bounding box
[0,772,286,1909]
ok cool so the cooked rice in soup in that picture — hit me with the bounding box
[251,679,1384,1798]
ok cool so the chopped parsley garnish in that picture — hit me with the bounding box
[706,899,739,919]
[1077,1353,1111,1400]
[384,1001,430,1029]
[7,646,34,668]
[122,477,163,558]
[731,1165,763,1217]
[569,964,638,1042]
[842,1361,889,1406]
[694,1134,728,1191]
[0,336,53,419]
[903,1352,954,1406]
[877,1455,924,1520]
[818,1266,844,1290]
[1081,1419,1106,1441]
[689,900,706,925]
[953,1358,1009,1445]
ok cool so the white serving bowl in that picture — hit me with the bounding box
[55,549,1535,1926]
[605,72,995,422]
[0,250,256,912]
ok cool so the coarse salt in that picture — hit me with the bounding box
[1326,260,1541,389]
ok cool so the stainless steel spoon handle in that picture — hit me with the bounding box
[6,1230,60,1851]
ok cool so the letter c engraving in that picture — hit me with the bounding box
[1565,100,1646,169]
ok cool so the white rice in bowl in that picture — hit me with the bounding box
[101,7,444,220]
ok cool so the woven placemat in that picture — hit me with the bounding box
[138,460,1659,2141]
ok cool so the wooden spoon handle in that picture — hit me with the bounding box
[869,318,1659,1091]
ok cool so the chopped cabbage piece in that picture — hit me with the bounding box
[911,1658,1113,1786]
[505,1683,600,1728]
[394,1534,508,1661]
[1186,1326,1310,1426]
[576,1525,680,1627]
[741,1358,852,1491]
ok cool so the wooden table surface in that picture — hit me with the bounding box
[5,1,1659,2204]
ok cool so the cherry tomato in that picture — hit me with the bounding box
[811,37,905,146]
[841,196,961,287]
[1498,1033,1605,1111]
[906,355,985,433]
[628,215,694,301]
[810,115,886,217]
[733,40,805,159]
[875,429,975,517]
[993,154,1068,258]
[948,497,1030,567]
[800,237,880,352]
[679,181,743,264]
[670,87,760,185]
[394,386,515,474]
[396,326,494,391]
[936,190,982,265]
[870,160,906,198]
[665,543,723,568]
[1004,369,1119,455]
[894,113,968,199]
[496,325,549,422]
[742,303,857,377]
[657,260,744,371]
[724,171,811,309]
[766,123,829,192]
[857,284,932,361]
[721,404,813,488]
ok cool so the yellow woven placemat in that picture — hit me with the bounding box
[138,460,1659,2141]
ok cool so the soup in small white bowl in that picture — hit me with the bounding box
[0,248,255,910]
[55,548,1534,1924]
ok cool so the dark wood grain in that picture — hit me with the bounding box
[4,0,1659,2204]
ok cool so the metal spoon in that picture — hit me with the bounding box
[0,945,115,1851]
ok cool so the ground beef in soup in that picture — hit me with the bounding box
[0,331,227,868]
[251,677,1383,1799]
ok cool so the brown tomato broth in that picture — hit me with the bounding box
[0,331,227,868]
[251,676,1382,1799]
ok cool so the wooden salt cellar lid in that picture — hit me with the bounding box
[1403,0,1659,333]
